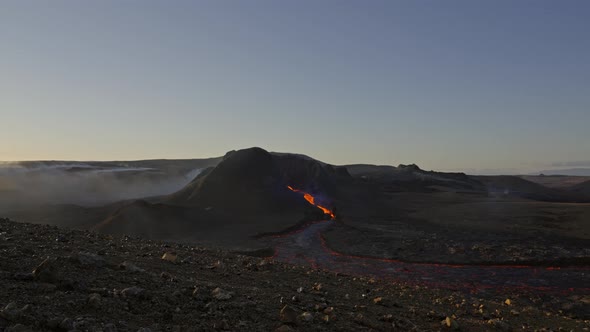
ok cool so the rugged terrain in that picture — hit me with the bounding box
[1,148,589,331]
[2,148,590,264]
[1,218,589,332]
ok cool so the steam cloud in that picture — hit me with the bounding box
[0,163,201,208]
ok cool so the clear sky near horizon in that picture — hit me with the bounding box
[1,1,589,174]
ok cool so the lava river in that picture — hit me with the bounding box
[287,186,335,219]
[270,221,590,295]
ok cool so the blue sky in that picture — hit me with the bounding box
[1,1,589,173]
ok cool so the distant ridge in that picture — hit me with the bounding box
[534,168,590,176]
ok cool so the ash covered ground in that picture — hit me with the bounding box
[0,218,589,332]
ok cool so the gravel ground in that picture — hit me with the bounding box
[0,218,588,331]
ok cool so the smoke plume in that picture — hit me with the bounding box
[0,162,201,208]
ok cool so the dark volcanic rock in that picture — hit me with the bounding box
[94,148,343,247]
[32,258,60,284]
[279,305,298,324]
[168,148,317,213]
[0,218,586,331]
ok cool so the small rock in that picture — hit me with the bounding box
[442,317,459,330]
[75,252,105,267]
[354,313,364,323]
[275,325,293,332]
[0,303,20,321]
[120,261,144,273]
[504,299,511,306]
[192,287,210,301]
[59,318,75,331]
[380,314,394,322]
[280,305,298,324]
[487,318,511,331]
[88,293,102,308]
[209,260,225,269]
[300,311,313,322]
[161,252,178,263]
[314,303,327,312]
[32,258,59,283]
[257,259,271,268]
[121,286,146,299]
[211,287,233,300]
[373,297,383,305]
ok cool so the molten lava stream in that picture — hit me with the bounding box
[287,186,335,219]
[271,221,590,295]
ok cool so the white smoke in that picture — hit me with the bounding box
[0,163,202,208]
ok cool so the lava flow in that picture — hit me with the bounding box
[270,222,590,295]
[287,186,335,219]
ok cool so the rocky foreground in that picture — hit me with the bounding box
[0,218,588,332]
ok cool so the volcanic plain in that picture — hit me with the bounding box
[1,147,589,331]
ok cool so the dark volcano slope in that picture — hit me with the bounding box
[273,153,351,197]
[169,148,300,213]
[94,200,223,242]
[167,148,351,213]
[96,148,347,247]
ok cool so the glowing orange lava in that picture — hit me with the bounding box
[287,186,335,219]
